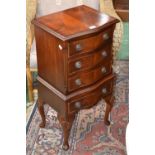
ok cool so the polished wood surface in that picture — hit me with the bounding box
[68,76,114,114]
[68,26,114,56]
[33,5,118,150]
[58,114,75,150]
[104,95,115,126]
[37,97,46,128]
[37,74,115,101]
[35,27,68,94]
[68,43,112,75]
[68,61,112,92]
[113,0,129,21]
[38,81,67,117]
[32,5,119,41]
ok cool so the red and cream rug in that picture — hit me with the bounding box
[26,60,129,155]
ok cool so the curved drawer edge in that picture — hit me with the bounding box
[37,74,116,101]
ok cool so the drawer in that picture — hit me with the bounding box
[68,77,113,113]
[68,62,112,92]
[68,44,112,75]
[69,27,114,57]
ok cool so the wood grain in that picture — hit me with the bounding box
[33,5,118,150]
[32,5,119,41]
[68,43,112,75]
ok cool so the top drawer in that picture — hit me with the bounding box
[69,27,114,57]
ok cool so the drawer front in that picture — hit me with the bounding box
[68,77,113,113]
[69,27,114,57]
[68,62,112,92]
[68,44,112,75]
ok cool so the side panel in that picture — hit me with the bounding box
[38,82,67,117]
[34,27,68,94]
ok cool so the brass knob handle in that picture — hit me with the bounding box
[74,101,81,109]
[101,51,107,57]
[103,33,109,40]
[75,44,82,51]
[75,61,82,69]
[75,79,82,86]
[102,87,107,94]
[101,67,106,74]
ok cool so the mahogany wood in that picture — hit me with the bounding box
[58,114,75,150]
[68,61,112,92]
[37,74,115,101]
[35,27,68,94]
[68,77,114,114]
[33,5,119,150]
[113,0,129,21]
[32,5,119,41]
[68,43,112,75]
[37,97,46,128]
[104,95,115,126]
[68,26,114,57]
[38,81,67,117]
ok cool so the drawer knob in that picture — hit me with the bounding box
[75,79,82,86]
[101,67,106,73]
[103,33,109,40]
[102,87,107,94]
[75,61,82,69]
[75,44,82,51]
[74,101,81,109]
[101,51,107,57]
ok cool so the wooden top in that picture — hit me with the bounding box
[32,5,119,41]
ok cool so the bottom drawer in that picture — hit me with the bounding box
[68,76,114,114]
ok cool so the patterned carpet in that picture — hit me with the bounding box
[26,60,129,155]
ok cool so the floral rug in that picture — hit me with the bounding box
[26,60,129,155]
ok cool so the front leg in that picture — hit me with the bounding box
[58,114,75,150]
[38,97,46,128]
[104,95,115,126]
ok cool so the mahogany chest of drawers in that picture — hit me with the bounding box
[32,5,119,150]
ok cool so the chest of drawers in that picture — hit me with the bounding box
[32,5,119,150]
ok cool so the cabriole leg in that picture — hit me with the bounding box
[104,95,115,126]
[38,97,46,128]
[58,114,75,150]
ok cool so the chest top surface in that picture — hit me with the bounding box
[32,5,119,41]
